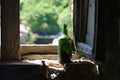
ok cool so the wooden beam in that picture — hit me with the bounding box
[95,0,108,62]
[20,45,57,55]
[1,0,20,60]
[73,0,81,43]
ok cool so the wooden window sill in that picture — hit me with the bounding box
[20,44,58,55]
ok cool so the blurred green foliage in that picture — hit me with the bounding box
[20,0,73,36]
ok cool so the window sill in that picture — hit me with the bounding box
[20,44,58,55]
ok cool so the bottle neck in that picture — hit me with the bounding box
[63,24,68,37]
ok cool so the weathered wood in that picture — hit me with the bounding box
[20,45,57,55]
[81,0,89,42]
[95,0,108,62]
[96,0,120,80]
[1,0,20,60]
[103,0,120,80]
[73,0,81,43]
[73,0,89,43]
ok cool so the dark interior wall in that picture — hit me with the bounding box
[0,0,1,59]
[95,0,108,62]
[118,1,120,46]
[98,0,120,80]
[119,18,120,46]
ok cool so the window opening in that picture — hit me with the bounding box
[20,0,73,45]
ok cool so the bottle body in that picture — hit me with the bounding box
[58,24,75,64]
[58,37,74,64]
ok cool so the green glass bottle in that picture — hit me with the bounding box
[58,24,75,64]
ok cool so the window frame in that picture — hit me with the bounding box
[19,0,75,55]
[73,0,96,58]
[1,0,107,62]
[73,0,106,62]
[19,0,73,55]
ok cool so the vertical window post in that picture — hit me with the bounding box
[1,0,20,60]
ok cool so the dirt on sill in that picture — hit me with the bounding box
[21,53,58,60]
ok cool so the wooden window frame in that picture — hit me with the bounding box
[1,0,20,60]
[73,0,107,62]
[1,0,109,62]
[73,0,97,59]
